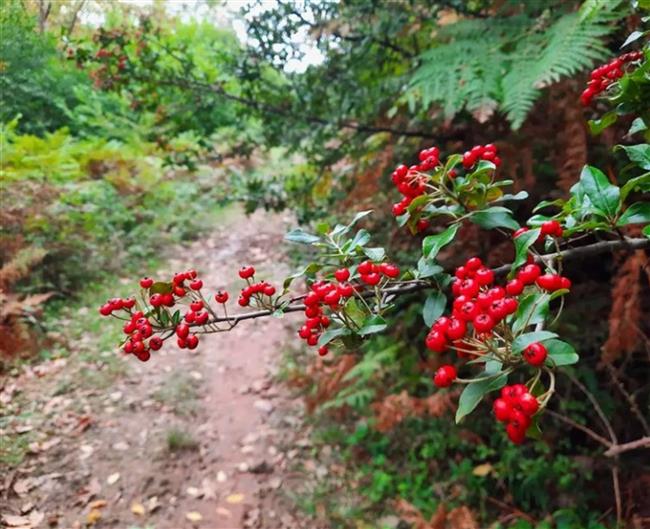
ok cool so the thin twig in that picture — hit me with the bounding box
[604,436,650,457]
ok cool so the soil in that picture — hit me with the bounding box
[0,207,327,529]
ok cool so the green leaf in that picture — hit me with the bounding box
[618,144,650,170]
[617,202,650,226]
[512,331,559,354]
[422,224,459,260]
[349,229,371,250]
[512,292,550,334]
[470,207,520,230]
[588,111,618,135]
[544,339,579,366]
[363,247,386,261]
[349,209,373,227]
[643,224,650,238]
[285,228,320,244]
[495,190,529,203]
[357,315,388,336]
[171,310,181,325]
[620,173,650,203]
[318,326,352,347]
[283,263,321,289]
[149,282,172,295]
[511,228,541,272]
[579,165,621,218]
[423,292,446,327]
[455,373,508,423]
[417,257,443,279]
[628,117,647,136]
[620,30,644,48]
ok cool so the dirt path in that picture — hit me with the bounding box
[0,207,322,529]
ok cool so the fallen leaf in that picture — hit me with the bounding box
[186,486,201,498]
[106,473,120,485]
[131,502,145,516]
[2,514,30,527]
[88,500,107,509]
[201,478,217,500]
[225,493,245,504]
[186,511,203,523]
[87,509,102,525]
[147,496,161,513]
[13,478,35,496]
[472,463,493,477]
[28,512,44,526]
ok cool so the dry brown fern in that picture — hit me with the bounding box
[601,250,649,364]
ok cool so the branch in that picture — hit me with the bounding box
[134,74,445,140]
[604,436,650,457]
[155,236,650,330]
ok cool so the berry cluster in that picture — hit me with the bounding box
[493,384,540,444]
[426,256,519,356]
[297,262,400,356]
[461,143,501,170]
[580,51,644,106]
[237,266,277,306]
[390,146,441,218]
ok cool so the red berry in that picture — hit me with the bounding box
[506,422,527,444]
[140,277,154,288]
[465,257,482,271]
[238,296,249,307]
[123,341,134,354]
[173,286,186,297]
[536,273,561,291]
[177,337,187,349]
[318,346,328,356]
[559,276,571,290]
[357,261,373,275]
[304,291,320,306]
[337,283,354,298]
[380,263,400,278]
[425,330,447,353]
[502,297,518,315]
[184,311,195,323]
[298,326,311,339]
[195,311,209,325]
[433,365,457,388]
[459,279,480,298]
[190,300,204,312]
[186,334,199,350]
[320,316,331,327]
[189,279,203,291]
[506,279,524,296]
[361,272,381,286]
[122,298,136,309]
[323,290,341,305]
[304,306,321,318]
[176,323,190,339]
[446,318,467,340]
[99,303,113,316]
[475,267,494,286]
[517,393,539,416]
[239,266,255,279]
[456,301,478,322]
[215,291,229,303]
[173,272,187,285]
[264,284,276,296]
[493,398,511,422]
[523,342,548,366]
[455,266,467,279]
[488,299,508,321]
[473,314,495,333]
[307,334,319,346]
[149,336,163,351]
[136,350,151,362]
[334,268,350,282]
[150,294,163,307]
[541,220,562,237]
[432,316,451,333]
[517,264,541,285]
[416,219,430,232]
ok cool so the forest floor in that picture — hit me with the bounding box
[0,206,331,529]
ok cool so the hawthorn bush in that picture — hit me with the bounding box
[100,36,649,526]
